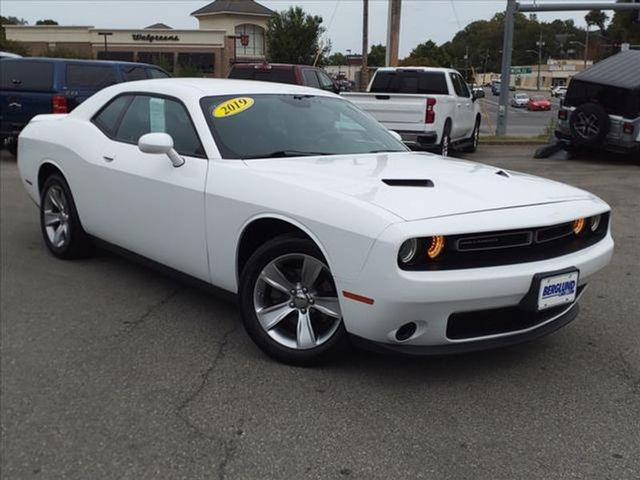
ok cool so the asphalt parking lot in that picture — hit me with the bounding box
[479,90,561,136]
[1,146,639,480]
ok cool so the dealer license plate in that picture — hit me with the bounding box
[537,271,579,310]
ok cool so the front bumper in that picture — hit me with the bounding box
[336,207,614,353]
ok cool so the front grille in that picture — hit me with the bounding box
[400,213,609,271]
[446,285,585,340]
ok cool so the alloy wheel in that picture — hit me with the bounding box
[574,112,600,139]
[253,253,342,350]
[441,134,450,157]
[42,185,70,249]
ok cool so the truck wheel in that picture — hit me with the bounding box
[569,103,609,147]
[439,122,452,157]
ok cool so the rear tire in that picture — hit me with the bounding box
[40,174,93,259]
[239,235,349,366]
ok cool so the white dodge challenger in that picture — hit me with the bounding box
[17,79,614,365]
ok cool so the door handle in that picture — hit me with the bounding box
[102,155,114,162]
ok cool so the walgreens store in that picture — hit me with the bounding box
[3,0,273,77]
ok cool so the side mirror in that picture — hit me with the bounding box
[138,132,184,168]
[473,89,485,100]
[389,130,403,142]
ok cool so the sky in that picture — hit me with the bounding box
[1,0,611,56]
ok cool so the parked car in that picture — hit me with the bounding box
[0,57,170,155]
[551,85,567,98]
[556,50,640,154]
[511,92,530,108]
[0,51,22,59]
[491,82,501,96]
[16,78,613,364]
[341,67,483,156]
[228,63,338,93]
[528,95,551,111]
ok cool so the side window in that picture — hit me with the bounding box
[302,69,320,88]
[66,64,117,89]
[147,68,170,79]
[114,95,204,157]
[0,60,54,91]
[92,95,132,137]
[123,66,148,81]
[450,73,470,98]
[317,71,335,91]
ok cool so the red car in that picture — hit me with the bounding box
[528,95,551,111]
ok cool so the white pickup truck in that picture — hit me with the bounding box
[342,67,484,156]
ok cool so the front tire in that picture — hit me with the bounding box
[239,235,349,366]
[439,121,452,157]
[40,174,93,259]
[462,118,481,153]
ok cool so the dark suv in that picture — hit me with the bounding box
[556,50,640,154]
[1,57,170,155]
[228,63,339,93]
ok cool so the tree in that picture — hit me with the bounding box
[36,19,59,25]
[326,52,347,65]
[399,40,451,67]
[1,15,29,53]
[585,10,609,32]
[367,44,386,67]
[266,6,324,65]
[607,0,640,44]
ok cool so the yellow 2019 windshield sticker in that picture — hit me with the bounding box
[213,97,255,118]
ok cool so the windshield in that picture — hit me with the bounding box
[200,94,408,159]
[531,96,546,101]
[516,94,529,99]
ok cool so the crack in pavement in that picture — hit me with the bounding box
[121,287,183,331]
[175,324,242,478]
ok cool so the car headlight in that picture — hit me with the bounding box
[572,218,586,235]
[398,238,418,264]
[590,215,601,232]
[398,236,446,266]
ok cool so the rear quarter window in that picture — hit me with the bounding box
[65,64,117,90]
[370,71,449,95]
[0,60,54,91]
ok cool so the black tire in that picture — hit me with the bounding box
[439,121,452,157]
[462,117,481,153]
[40,173,93,259]
[569,103,610,147]
[239,235,349,366]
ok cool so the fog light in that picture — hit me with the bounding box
[398,238,418,264]
[590,215,601,232]
[427,235,445,259]
[572,218,586,235]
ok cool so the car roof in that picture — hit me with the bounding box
[231,63,314,70]
[375,66,459,74]
[573,50,640,90]
[0,57,164,69]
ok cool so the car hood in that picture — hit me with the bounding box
[243,152,594,221]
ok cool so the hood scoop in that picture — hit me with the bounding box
[382,179,434,188]
[495,170,510,178]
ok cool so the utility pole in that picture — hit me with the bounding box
[361,0,369,90]
[536,32,545,90]
[584,26,590,69]
[497,0,517,136]
[385,0,401,66]
[464,45,469,82]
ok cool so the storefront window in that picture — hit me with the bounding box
[234,24,265,58]
[137,51,174,73]
[177,53,215,75]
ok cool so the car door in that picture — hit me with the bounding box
[449,72,473,140]
[88,93,211,281]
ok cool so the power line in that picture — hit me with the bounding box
[450,0,462,30]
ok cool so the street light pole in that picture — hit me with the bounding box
[536,32,545,91]
[584,26,590,69]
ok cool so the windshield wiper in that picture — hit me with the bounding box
[242,150,330,159]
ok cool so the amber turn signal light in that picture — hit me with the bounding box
[572,218,586,235]
[427,235,445,259]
